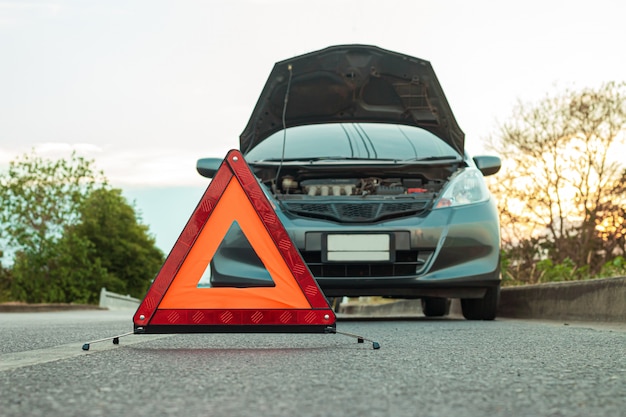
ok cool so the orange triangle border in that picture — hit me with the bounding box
[133,150,336,333]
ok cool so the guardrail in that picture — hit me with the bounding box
[99,288,141,310]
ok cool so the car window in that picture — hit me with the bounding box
[245,123,459,162]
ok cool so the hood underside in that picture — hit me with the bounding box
[240,44,464,155]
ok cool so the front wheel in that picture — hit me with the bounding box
[421,297,450,317]
[328,297,343,313]
[461,285,500,320]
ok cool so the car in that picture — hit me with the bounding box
[196,44,502,320]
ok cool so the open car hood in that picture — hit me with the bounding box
[240,44,464,155]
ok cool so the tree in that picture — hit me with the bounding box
[1,151,164,303]
[0,151,108,302]
[488,82,626,282]
[0,250,11,302]
[10,232,116,304]
[71,188,164,298]
[594,169,626,258]
[0,150,107,256]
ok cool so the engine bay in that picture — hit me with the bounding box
[249,162,457,222]
[278,176,443,198]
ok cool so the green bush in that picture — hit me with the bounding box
[502,252,625,286]
[596,256,626,278]
[535,257,589,283]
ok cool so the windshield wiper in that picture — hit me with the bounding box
[402,155,461,162]
[253,156,398,162]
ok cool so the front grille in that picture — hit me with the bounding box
[282,200,429,222]
[302,250,433,277]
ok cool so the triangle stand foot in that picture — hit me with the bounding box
[332,329,380,349]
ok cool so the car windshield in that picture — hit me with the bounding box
[245,123,460,162]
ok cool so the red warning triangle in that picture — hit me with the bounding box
[133,149,336,333]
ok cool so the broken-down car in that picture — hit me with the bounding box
[197,45,502,320]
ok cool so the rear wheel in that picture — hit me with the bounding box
[461,285,500,320]
[421,297,450,317]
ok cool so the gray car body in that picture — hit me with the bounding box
[197,45,502,319]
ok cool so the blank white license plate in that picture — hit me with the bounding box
[325,234,391,262]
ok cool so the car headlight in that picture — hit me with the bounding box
[435,168,490,208]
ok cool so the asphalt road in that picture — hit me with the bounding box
[0,310,625,417]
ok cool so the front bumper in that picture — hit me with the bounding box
[283,198,501,298]
[210,198,501,299]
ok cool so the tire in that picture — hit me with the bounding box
[328,297,343,313]
[421,297,450,317]
[461,285,500,320]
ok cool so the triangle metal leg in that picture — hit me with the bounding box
[82,331,134,351]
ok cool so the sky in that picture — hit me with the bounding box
[1,0,626,254]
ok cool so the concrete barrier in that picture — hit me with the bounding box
[340,276,626,322]
[99,288,141,310]
[498,276,626,322]
[0,303,102,312]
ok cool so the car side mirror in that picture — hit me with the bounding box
[196,158,223,178]
[473,155,501,176]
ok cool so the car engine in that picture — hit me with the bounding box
[264,174,445,223]
[278,176,440,197]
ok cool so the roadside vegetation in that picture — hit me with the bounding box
[0,151,164,304]
[488,81,626,285]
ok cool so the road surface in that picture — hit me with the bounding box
[1,309,624,417]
